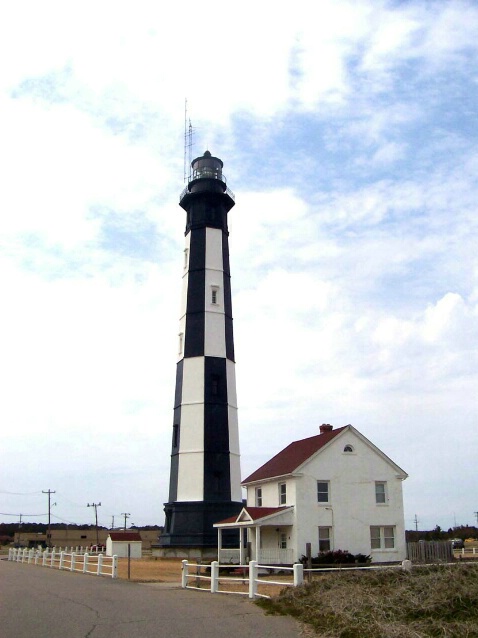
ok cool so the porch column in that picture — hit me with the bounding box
[255,525,261,563]
[239,527,245,565]
[217,528,222,560]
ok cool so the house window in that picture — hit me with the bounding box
[317,481,330,503]
[375,482,387,504]
[255,487,262,507]
[370,526,395,550]
[279,483,287,505]
[211,286,219,305]
[343,444,354,453]
[279,532,287,549]
[318,526,332,552]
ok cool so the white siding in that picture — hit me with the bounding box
[293,430,406,562]
[177,452,204,501]
[204,311,226,357]
[245,428,407,563]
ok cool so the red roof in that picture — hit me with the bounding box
[240,506,290,521]
[215,506,291,525]
[243,426,347,484]
[109,532,142,542]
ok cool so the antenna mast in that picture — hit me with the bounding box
[184,99,194,183]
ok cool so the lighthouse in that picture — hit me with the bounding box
[159,151,243,554]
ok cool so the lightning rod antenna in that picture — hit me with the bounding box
[183,99,194,183]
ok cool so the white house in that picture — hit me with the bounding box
[106,532,142,558]
[214,424,408,564]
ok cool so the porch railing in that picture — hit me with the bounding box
[217,547,295,565]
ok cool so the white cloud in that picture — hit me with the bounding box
[1,0,478,531]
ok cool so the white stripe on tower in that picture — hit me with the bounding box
[204,227,227,357]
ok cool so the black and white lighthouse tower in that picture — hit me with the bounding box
[159,151,243,553]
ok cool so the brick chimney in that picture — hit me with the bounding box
[320,424,333,433]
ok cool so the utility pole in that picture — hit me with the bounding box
[414,514,419,532]
[18,513,23,547]
[87,502,102,547]
[42,489,56,547]
[474,511,478,525]
[121,512,130,530]
[111,515,115,530]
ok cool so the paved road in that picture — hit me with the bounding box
[0,559,303,637]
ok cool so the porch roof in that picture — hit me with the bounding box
[214,506,294,528]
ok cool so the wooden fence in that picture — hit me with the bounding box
[407,541,453,563]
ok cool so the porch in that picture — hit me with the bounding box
[214,505,295,565]
[218,547,295,565]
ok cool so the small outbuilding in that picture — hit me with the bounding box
[106,532,142,558]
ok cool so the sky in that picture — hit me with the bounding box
[1,0,477,533]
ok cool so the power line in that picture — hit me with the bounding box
[0,512,46,517]
[0,491,42,496]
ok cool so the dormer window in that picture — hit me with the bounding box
[343,444,354,453]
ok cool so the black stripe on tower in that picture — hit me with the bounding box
[168,359,183,502]
[203,357,231,501]
[185,193,229,234]
[184,227,206,358]
[222,232,235,362]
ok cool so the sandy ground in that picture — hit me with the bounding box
[115,557,292,597]
[116,557,183,583]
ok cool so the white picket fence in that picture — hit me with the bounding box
[181,560,303,599]
[182,559,419,599]
[457,547,478,557]
[8,547,117,578]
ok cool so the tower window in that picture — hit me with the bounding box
[213,471,222,493]
[173,424,179,448]
[178,332,184,355]
[211,286,219,305]
[211,374,220,396]
[184,248,189,270]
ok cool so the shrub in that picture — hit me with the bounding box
[300,549,371,566]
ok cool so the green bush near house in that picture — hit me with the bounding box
[300,549,371,566]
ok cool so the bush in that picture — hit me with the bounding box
[300,549,371,566]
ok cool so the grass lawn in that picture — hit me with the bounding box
[257,563,478,637]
